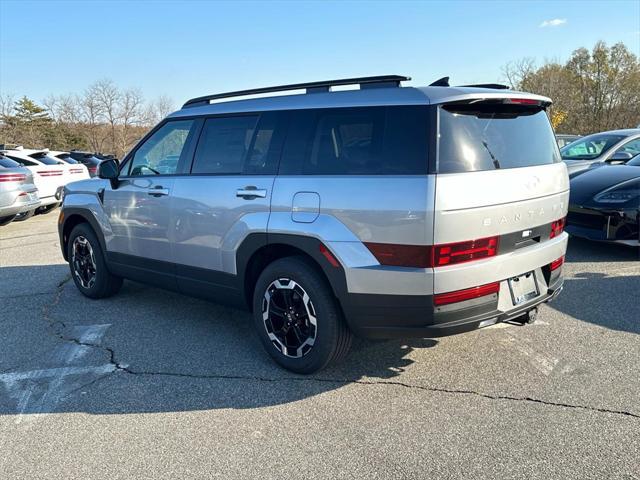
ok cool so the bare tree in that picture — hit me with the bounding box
[118,88,145,157]
[91,79,121,151]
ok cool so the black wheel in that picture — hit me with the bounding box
[67,223,123,299]
[13,209,36,222]
[252,257,352,374]
[0,215,17,226]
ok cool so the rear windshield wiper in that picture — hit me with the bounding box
[482,140,501,169]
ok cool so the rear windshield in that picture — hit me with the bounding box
[58,154,79,164]
[438,104,560,174]
[30,153,62,165]
[4,155,37,166]
[560,134,627,161]
[0,157,21,168]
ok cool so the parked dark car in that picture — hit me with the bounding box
[566,154,640,246]
[556,134,581,148]
[68,151,104,177]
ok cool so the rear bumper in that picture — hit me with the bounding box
[0,193,41,216]
[343,276,564,339]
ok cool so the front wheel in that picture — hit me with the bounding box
[67,223,123,299]
[252,257,352,374]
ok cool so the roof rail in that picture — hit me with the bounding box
[459,83,510,90]
[182,75,411,108]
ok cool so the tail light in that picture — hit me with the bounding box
[432,236,499,267]
[70,168,84,174]
[38,170,63,177]
[504,98,540,105]
[550,217,566,238]
[88,166,97,174]
[550,256,564,271]
[365,236,500,269]
[0,173,26,182]
[434,282,500,306]
[364,243,432,268]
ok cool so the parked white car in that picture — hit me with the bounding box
[1,147,66,212]
[49,150,91,183]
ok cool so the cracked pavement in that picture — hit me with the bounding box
[1,213,639,479]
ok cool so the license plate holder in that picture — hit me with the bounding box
[508,271,539,306]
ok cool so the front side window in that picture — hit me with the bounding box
[191,115,259,175]
[438,104,560,173]
[129,120,194,176]
[616,138,640,156]
[560,134,627,161]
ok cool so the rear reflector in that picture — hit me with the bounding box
[319,244,340,268]
[364,243,432,268]
[432,236,499,267]
[550,256,564,271]
[434,282,500,306]
[0,174,26,182]
[550,217,566,239]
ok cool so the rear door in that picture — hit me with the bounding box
[433,101,569,294]
[170,112,287,298]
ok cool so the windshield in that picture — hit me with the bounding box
[438,103,560,173]
[560,134,627,160]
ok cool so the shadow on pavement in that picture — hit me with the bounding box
[0,264,438,416]
[566,236,639,263]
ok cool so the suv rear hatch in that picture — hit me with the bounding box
[432,99,569,310]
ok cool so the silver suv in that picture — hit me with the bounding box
[58,75,569,373]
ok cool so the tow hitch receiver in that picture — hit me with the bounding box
[511,307,538,325]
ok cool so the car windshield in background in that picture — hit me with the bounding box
[560,134,627,160]
[0,157,21,168]
[627,155,640,167]
[437,104,560,173]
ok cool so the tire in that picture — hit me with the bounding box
[0,215,17,226]
[37,203,59,215]
[13,209,36,222]
[252,257,352,374]
[67,223,123,299]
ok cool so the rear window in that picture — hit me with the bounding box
[438,104,560,174]
[30,153,62,166]
[279,106,428,175]
[58,154,79,164]
[4,155,37,166]
[560,134,627,161]
[0,157,20,168]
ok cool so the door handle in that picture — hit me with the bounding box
[236,186,267,199]
[148,186,169,197]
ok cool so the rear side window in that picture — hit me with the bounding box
[280,106,428,175]
[438,104,560,173]
[191,112,285,175]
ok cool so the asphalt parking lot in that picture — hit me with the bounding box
[1,212,638,479]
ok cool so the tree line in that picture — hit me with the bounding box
[1,41,638,158]
[502,41,640,134]
[0,79,175,159]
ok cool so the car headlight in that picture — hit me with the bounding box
[593,179,640,204]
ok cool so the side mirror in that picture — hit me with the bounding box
[606,152,634,163]
[98,158,120,189]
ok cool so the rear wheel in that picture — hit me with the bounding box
[0,215,17,226]
[252,257,352,373]
[13,209,36,222]
[67,223,123,299]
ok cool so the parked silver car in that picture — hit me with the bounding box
[58,75,569,373]
[0,154,41,225]
[561,129,640,177]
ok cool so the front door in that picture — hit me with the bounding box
[102,119,196,265]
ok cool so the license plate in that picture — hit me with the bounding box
[508,271,539,305]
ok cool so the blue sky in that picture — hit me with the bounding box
[1,0,639,106]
